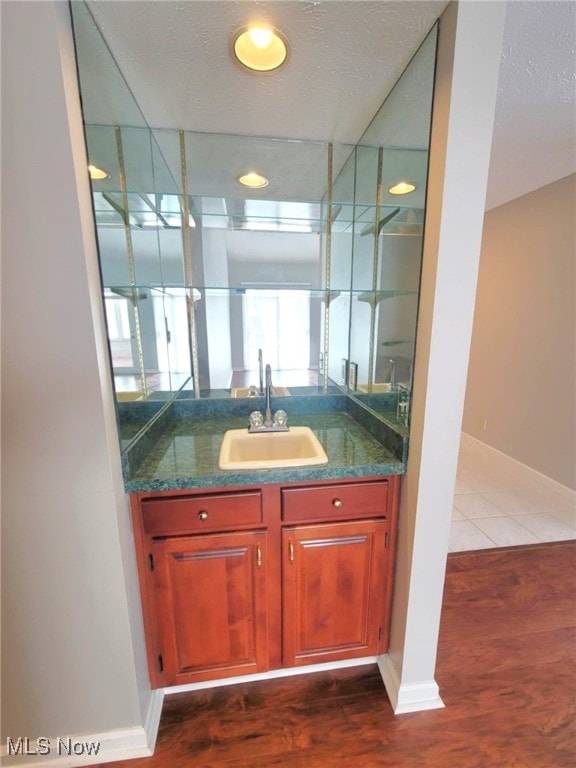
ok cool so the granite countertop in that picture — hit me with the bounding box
[124,410,405,493]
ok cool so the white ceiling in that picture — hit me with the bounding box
[487,0,576,209]
[84,0,575,211]
[85,0,447,143]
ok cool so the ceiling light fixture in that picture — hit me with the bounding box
[232,25,288,72]
[88,164,110,180]
[388,181,416,195]
[237,171,269,188]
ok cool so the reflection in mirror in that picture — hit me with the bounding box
[71,0,437,434]
[87,123,194,401]
[72,0,195,406]
[105,286,192,401]
[346,26,438,428]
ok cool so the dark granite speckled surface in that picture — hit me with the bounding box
[124,410,405,493]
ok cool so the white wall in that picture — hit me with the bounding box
[349,227,376,386]
[463,174,576,489]
[375,234,423,382]
[379,0,506,713]
[1,0,155,760]
[202,229,233,388]
[326,231,353,384]
[97,228,187,286]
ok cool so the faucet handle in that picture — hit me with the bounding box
[273,410,288,427]
[249,411,264,429]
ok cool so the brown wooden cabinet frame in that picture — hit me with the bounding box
[130,475,400,688]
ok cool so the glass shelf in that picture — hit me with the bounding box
[92,190,424,236]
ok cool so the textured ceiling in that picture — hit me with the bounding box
[486,0,576,209]
[85,0,447,144]
[83,0,575,210]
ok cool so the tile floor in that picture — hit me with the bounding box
[449,433,576,552]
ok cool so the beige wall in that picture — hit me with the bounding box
[1,0,153,753]
[463,174,576,489]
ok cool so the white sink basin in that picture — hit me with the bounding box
[231,386,290,398]
[218,426,328,470]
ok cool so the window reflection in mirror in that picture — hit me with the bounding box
[71,0,437,433]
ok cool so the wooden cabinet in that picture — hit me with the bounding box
[281,480,389,523]
[152,530,269,686]
[131,476,399,688]
[282,519,388,666]
[141,489,263,536]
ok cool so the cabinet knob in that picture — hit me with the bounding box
[198,510,209,521]
[332,498,343,508]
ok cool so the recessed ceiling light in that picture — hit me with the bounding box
[388,181,416,195]
[237,172,269,188]
[88,164,110,180]
[232,25,288,72]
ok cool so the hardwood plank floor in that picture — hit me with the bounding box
[101,542,575,768]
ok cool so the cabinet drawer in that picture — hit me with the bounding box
[281,481,388,523]
[141,490,262,536]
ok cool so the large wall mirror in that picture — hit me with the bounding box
[71,1,437,430]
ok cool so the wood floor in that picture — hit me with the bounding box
[101,542,576,768]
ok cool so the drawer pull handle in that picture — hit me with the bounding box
[257,544,262,568]
[289,541,294,563]
[332,498,343,508]
[198,510,209,521]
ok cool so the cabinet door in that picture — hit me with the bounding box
[282,520,387,666]
[153,530,269,685]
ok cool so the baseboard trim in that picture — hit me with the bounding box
[377,654,445,714]
[143,688,164,754]
[164,655,379,695]
[0,728,152,767]
[3,653,446,766]
[0,691,164,767]
[461,432,576,496]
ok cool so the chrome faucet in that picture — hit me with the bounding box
[264,364,273,426]
[258,348,264,395]
[248,362,289,433]
[388,357,396,389]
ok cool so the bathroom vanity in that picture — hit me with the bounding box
[124,398,406,689]
[132,475,399,688]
